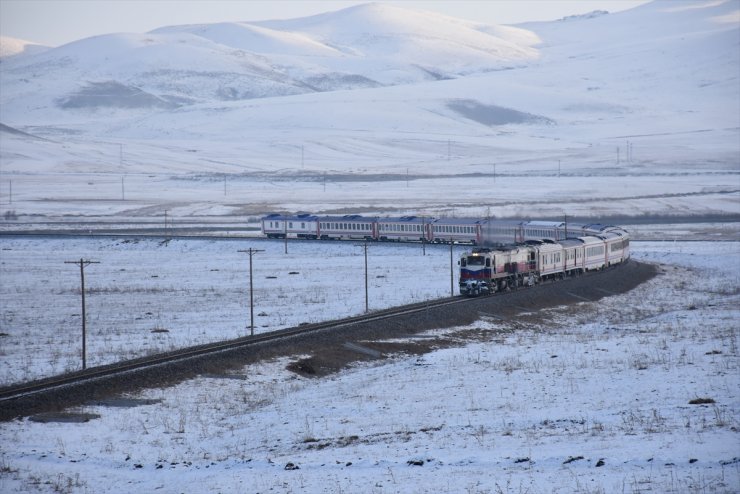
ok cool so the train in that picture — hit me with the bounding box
[458,231,629,296]
[260,213,630,296]
[260,213,628,246]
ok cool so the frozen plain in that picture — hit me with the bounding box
[1,1,739,492]
[0,240,738,493]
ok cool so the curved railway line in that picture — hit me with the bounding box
[0,260,657,422]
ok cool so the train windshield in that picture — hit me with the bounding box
[466,256,486,266]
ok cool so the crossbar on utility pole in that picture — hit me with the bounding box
[65,258,99,370]
[238,248,264,336]
[354,242,369,313]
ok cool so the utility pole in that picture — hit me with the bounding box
[8,180,11,204]
[355,242,369,313]
[65,259,99,370]
[450,243,455,296]
[284,217,288,254]
[121,176,125,201]
[238,248,264,336]
[164,209,169,239]
[558,160,561,178]
[421,216,426,256]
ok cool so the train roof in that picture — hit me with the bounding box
[559,238,585,248]
[582,223,617,232]
[524,220,566,228]
[377,216,429,223]
[432,217,486,225]
[316,214,378,221]
[579,235,605,245]
[469,244,525,254]
[262,213,318,221]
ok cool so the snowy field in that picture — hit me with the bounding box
[0,236,470,385]
[0,240,738,493]
[1,1,738,491]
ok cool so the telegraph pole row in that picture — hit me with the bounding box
[238,248,264,336]
[65,258,99,370]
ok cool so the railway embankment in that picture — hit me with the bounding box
[0,260,656,422]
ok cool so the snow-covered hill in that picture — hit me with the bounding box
[0,3,539,119]
[0,35,49,59]
[0,0,738,222]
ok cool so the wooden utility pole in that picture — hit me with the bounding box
[450,243,454,296]
[421,216,426,256]
[65,259,99,370]
[238,248,264,336]
[284,217,288,254]
[355,242,369,313]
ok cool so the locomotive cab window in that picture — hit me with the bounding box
[467,256,485,266]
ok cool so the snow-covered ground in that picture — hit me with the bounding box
[0,241,738,493]
[0,236,470,385]
[0,1,738,491]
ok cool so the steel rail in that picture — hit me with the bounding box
[0,294,471,403]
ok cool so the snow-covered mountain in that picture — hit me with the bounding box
[0,3,539,118]
[0,0,738,220]
[0,35,49,59]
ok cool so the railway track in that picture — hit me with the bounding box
[0,293,470,407]
[0,260,656,422]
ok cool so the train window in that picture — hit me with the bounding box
[467,256,485,266]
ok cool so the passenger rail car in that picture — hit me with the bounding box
[430,218,484,244]
[318,215,377,241]
[262,213,319,239]
[377,216,428,242]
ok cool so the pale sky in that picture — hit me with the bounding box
[1,0,651,47]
